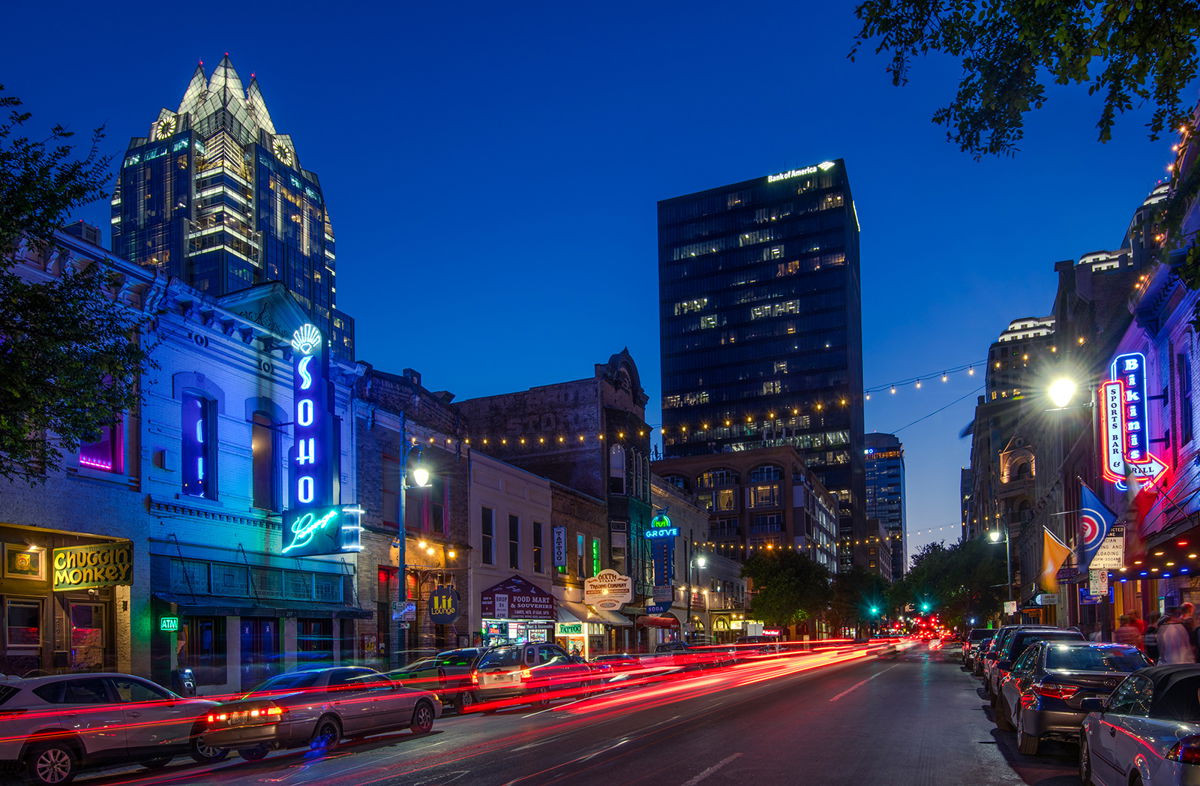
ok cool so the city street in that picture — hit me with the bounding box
[69,645,1081,786]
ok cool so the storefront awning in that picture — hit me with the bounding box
[153,592,373,619]
[559,599,601,624]
[637,615,680,628]
[594,607,633,627]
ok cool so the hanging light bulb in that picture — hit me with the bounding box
[941,372,948,382]
[915,380,922,389]
[890,386,896,395]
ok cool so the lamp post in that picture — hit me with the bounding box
[989,528,1014,619]
[686,552,707,642]
[392,411,432,670]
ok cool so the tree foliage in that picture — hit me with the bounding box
[0,85,152,483]
[741,550,833,628]
[850,1,1200,158]
[891,538,1006,629]
[829,566,890,633]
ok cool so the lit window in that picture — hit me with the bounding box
[182,392,216,499]
[79,418,123,473]
[251,412,279,510]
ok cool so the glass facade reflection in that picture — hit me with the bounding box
[658,161,865,568]
[111,56,353,358]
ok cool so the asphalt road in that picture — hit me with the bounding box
[74,644,1084,786]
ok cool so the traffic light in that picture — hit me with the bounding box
[919,602,931,613]
[869,606,880,616]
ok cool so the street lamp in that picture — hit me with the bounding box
[988,528,1014,616]
[1047,377,1079,409]
[392,413,434,670]
[686,553,707,642]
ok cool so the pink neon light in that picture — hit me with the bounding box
[78,456,113,471]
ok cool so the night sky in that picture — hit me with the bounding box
[3,1,1176,561]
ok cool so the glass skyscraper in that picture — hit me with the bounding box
[865,432,906,579]
[111,56,353,358]
[658,160,865,569]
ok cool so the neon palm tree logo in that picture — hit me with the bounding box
[290,323,322,356]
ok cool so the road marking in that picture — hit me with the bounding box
[681,752,744,786]
[828,664,899,702]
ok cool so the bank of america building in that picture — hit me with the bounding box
[658,160,866,568]
[110,56,353,358]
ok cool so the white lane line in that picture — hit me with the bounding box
[681,752,744,786]
[828,664,899,702]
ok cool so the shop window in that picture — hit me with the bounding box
[533,522,544,573]
[70,603,106,671]
[5,599,41,648]
[509,515,520,570]
[183,616,227,686]
[298,618,334,665]
[181,392,217,498]
[481,507,495,565]
[79,417,123,473]
[251,412,279,510]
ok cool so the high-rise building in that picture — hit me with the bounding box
[864,433,906,579]
[658,160,865,570]
[111,56,353,358]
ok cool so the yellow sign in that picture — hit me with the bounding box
[52,542,133,591]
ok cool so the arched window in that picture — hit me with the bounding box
[608,445,626,494]
[182,392,217,499]
[251,411,279,510]
[1014,460,1032,480]
[696,468,737,489]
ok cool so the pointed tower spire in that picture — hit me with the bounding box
[246,75,276,137]
[177,63,208,117]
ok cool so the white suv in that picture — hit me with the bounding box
[0,672,221,784]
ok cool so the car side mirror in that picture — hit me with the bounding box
[1080,697,1105,713]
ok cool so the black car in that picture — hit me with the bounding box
[994,641,1150,755]
[964,629,994,668]
[988,626,1084,700]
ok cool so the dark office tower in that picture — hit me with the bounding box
[111,56,354,358]
[658,160,866,570]
[865,433,906,580]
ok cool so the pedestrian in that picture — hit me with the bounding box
[1158,608,1196,664]
[1128,608,1146,635]
[1144,617,1162,662]
[1181,602,1198,659]
[1114,615,1143,649]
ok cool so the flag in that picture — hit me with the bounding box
[1041,527,1072,592]
[1079,482,1118,569]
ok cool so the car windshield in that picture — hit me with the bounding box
[478,647,523,668]
[1046,646,1148,672]
[245,670,324,697]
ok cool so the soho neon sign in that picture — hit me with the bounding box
[1099,352,1168,487]
[290,323,326,506]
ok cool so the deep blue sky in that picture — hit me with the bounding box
[4,1,1176,561]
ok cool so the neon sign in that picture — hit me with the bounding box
[646,512,680,539]
[1099,352,1169,487]
[281,505,363,556]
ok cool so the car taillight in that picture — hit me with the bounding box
[470,672,479,685]
[206,712,229,724]
[1167,735,1200,764]
[249,706,285,722]
[1032,683,1079,700]
[520,669,534,681]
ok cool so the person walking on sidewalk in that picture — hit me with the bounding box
[1158,607,1196,664]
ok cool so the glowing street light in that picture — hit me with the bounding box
[1048,377,1079,409]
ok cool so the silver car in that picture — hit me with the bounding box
[1079,664,1200,785]
[0,672,221,785]
[202,666,441,761]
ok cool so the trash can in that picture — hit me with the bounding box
[171,667,196,697]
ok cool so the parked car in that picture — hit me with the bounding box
[995,641,1150,755]
[387,647,486,712]
[964,629,994,668]
[1079,664,1200,785]
[989,626,1085,700]
[202,666,440,761]
[981,626,1021,691]
[0,672,222,785]
[472,643,597,709]
[974,637,998,677]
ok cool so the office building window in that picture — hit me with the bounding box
[481,508,494,565]
[509,515,520,570]
[533,522,544,573]
[181,392,216,498]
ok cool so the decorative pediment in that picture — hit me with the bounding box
[218,282,311,341]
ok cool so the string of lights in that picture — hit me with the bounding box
[863,360,985,399]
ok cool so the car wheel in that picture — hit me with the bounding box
[457,691,476,713]
[238,746,269,761]
[139,756,172,770]
[995,697,1014,731]
[532,687,550,708]
[24,741,78,786]
[1017,714,1039,756]
[309,715,342,754]
[1079,734,1094,786]
[190,730,229,764]
[411,701,435,735]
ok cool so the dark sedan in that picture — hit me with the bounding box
[202,666,441,761]
[995,641,1150,755]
